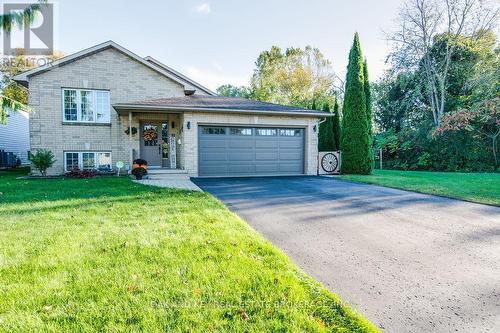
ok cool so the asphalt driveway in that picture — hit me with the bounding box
[193,176,500,333]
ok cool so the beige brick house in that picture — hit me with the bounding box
[14,41,329,177]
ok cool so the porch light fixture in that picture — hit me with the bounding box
[187,121,191,129]
[313,125,317,132]
[172,121,175,129]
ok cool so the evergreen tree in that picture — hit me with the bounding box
[318,103,335,151]
[363,60,375,168]
[340,33,372,174]
[332,99,341,151]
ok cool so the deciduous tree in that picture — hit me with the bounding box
[250,46,335,106]
[387,0,498,126]
[435,98,499,170]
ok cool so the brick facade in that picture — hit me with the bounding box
[28,47,189,175]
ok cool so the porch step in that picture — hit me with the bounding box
[147,168,187,175]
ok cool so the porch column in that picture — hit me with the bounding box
[128,111,133,170]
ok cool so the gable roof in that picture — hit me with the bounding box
[144,56,215,96]
[12,41,216,96]
[113,95,331,117]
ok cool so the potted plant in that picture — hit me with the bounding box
[132,158,148,170]
[124,127,138,135]
[131,166,147,180]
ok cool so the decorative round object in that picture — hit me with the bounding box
[143,128,158,141]
[115,161,124,169]
[321,153,338,173]
[125,127,138,135]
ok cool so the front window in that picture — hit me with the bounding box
[82,152,95,170]
[62,89,110,123]
[65,152,112,172]
[96,152,111,171]
[80,91,94,122]
[96,91,110,122]
[64,90,77,121]
[65,152,79,170]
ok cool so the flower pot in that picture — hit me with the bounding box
[133,163,148,170]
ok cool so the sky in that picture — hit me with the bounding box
[11,0,403,90]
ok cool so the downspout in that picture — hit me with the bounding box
[128,111,132,172]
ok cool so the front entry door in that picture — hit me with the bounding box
[140,122,162,166]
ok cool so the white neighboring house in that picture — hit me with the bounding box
[0,109,30,165]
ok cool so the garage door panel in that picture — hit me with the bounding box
[228,164,255,174]
[200,140,227,148]
[255,140,278,148]
[228,152,254,161]
[279,151,302,160]
[199,126,304,177]
[279,163,303,173]
[255,152,278,160]
[200,152,226,161]
[255,164,279,173]
[279,140,303,148]
[229,140,254,148]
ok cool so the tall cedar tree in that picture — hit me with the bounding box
[363,60,374,168]
[318,103,335,151]
[332,99,341,151]
[341,33,372,174]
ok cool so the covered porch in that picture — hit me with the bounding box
[116,109,186,171]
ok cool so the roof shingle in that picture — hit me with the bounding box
[114,95,330,117]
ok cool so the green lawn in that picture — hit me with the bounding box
[340,169,500,206]
[0,169,376,332]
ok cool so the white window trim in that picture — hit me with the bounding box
[64,151,112,172]
[62,88,110,124]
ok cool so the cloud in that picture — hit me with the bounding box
[195,3,211,14]
[184,66,249,91]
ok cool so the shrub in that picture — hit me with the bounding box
[131,167,147,179]
[65,168,97,178]
[29,149,56,176]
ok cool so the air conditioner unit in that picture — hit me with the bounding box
[318,151,341,175]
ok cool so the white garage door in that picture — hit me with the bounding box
[198,126,305,177]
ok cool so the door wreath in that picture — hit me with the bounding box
[143,128,158,141]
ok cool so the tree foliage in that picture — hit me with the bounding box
[249,46,335,107]
[0,0,47,32]
[216,84,252,98]
[341,33,372,174]
[332,100,341,151]
[435,98,499,170]
[318,103,335,151]
[387,0,498,126]
[375,27,499,171]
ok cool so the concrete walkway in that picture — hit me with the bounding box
[194,176,500,333]
[133,174,202,191]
